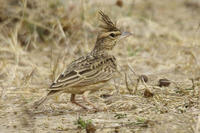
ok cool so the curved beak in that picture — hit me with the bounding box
[119,31,132,40]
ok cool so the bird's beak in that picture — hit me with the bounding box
[119,31,132,40]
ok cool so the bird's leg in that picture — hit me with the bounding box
[70,94,88,110]
[82,91,99,110]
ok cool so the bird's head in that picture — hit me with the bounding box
[93,10,132,52]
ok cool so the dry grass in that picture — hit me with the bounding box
[0,0,200,132]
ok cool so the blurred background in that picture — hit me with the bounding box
[0,0,200,132]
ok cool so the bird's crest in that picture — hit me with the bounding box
[99,10,119,32]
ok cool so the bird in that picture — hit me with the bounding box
[33,10,132,110]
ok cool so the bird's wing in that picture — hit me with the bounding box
[48,55,117,91]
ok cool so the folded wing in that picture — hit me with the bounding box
[48,55,116,91]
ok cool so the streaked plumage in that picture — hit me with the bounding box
[49,52,117,93]
[34,10,131,110]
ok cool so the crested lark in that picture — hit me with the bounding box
[34,11,131,110]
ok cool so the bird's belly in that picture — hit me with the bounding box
[63,82,109,94]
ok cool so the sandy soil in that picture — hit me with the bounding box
[0,0,200,132]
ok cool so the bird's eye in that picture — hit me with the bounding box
[109,33,116,37]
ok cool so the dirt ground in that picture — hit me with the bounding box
[0,0,200,132]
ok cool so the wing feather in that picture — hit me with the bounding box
[48,55,116,91]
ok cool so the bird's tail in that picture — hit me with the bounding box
[33,90,59,109]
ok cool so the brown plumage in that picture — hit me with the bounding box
[33,10,131,110]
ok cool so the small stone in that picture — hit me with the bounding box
[100,94,112,99]
[144,89,154,98]
[116,0,123,7]
[139,75,148,83]
[86,123,96,133]
[158,78,171,87]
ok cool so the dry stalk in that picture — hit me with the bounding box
[57,19,72,55]
[127,63,138,76]
[11,15,59,35]
[190,78,196,96]
[23,67,36,86]
[127,63,139,94]
[124,72,132,95]
[51,49,62,82]
[195,115,200,133]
